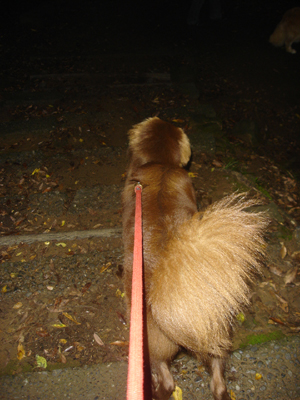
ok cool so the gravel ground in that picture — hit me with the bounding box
[172,337,300,400]
[0,336,299,400]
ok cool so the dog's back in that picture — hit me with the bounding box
[122,118,197,303]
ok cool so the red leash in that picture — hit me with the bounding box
[127,183,144,400]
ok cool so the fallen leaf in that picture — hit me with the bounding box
[230,390,236,400]
[63,287,82,297]
[2,285,7,293]
[255,373,262,380]
[62,312,81,325]
[212,160,223,168]
[290,326,300,332]
[188,172,198,178]
[279,302,289,313]
[284,267,298,285]
[75,343,85,352]
[236,312,245,323]
[36,354,47,369]
[31,168,40,175]
[280,243,287,259]
[269,264,283,276]
[100,262,111,273]
[52,323,66,328]
[50,219,57,229]
[78,245,87,254]
[181,369,188,375]
[81,282,92,294]
[8,245,18,252]
[93,223,102,229]
[274,293,289,312]
[56,243,66,247]
[268,317,286,326]
[116,311,126,325]
[172,385,182,400]
[19,311,28,324]
[275,293,287,304]
[64,345,74,352]
[36,328,50,337]
[17,343,26,360]
[94,332,104,346]
[291,251,300,261]
[110,340,129,346]
[13,302,23,309]
[15,217,25,226]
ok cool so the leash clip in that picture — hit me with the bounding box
[135,182,143,193]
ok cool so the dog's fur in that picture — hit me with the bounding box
[122,117,268,400]
[269,7,300,54]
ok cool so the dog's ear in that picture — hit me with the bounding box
[128,117,156,149]
[179,130,191,167]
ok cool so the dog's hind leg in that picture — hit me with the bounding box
[151,359,176,400]
[208,355,231,400]
[147,312,179,400]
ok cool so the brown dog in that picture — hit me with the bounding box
[122,117,267,400]
[269,7,300,54]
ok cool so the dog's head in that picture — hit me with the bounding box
[128,117,191,168]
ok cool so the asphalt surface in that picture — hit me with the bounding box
[1,336,299,399]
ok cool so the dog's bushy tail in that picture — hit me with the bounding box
[149,193,268,356]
